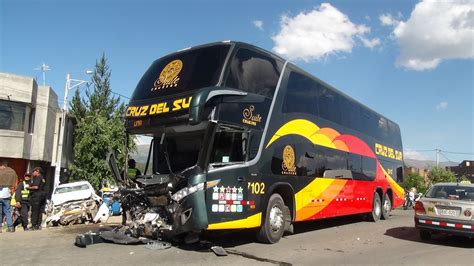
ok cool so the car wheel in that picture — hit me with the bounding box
[257,194,286,244]
[381,193,391,220]
[419,230,431,240]
[368,192,382,222]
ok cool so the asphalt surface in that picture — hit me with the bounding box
[0,209,472,265]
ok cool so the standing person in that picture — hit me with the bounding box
[0,160,17,233]
[14,173,31,231]
[28,167,46,230]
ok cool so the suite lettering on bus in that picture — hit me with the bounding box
[126,96,192,117]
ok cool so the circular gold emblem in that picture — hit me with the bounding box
[282,145,296,172]
[159,59,183,84]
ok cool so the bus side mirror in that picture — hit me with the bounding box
[189,87,247,125]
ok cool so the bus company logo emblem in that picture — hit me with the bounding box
[282,145,296,175]
[242,105,262,126]
[152,59,183,91]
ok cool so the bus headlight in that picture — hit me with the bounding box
[171,179,220,202]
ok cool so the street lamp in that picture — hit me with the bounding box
[54,71,92,189]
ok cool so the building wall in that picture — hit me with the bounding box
[0,73,61,192]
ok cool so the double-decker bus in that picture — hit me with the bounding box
[118,41,405,243]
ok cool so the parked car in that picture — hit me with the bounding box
[414,182,474,240]
[45,181,102,226]
[51,181,101,206]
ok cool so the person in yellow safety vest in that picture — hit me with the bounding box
[13,173,31,231]
[127,159,141,179]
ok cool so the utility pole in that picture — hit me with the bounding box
[34,63,51,86]
[54,72,92,189]
[435,148,440,168]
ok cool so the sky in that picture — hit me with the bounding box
[1,0,473,163]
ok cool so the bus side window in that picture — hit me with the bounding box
[225,48,282,98]
[319,88,341,124]
[282,71,319,116]
[361,156,376,181]
[347,153,364,180]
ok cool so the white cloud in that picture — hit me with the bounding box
[253,20,264,31]
[436,101,448,110]
[272,3,379,61]
[379,14,399,26]
[404,149,432,161]
[359,36,381,49]
[387,0,474,71]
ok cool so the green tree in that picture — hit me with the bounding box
[69,54,129,190]
[403,173,429,194]
[427,167,456,185]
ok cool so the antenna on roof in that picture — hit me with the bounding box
[34,63,51,86]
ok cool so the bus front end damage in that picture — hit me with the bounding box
[117,168,217,240]
[75,147,218,247]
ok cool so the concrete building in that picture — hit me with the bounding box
[447,160,474,183]
[0,72,73,193]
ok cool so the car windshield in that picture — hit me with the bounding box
[55,184,90,194]
[426,184,474,201]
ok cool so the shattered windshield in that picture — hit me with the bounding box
[209,125,248,167]
[55,184,90,194]
[129,135,153,175]
[153,132,205,174]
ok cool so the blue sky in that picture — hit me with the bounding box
[1,0,473,163]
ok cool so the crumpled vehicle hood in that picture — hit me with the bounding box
[52,190,99,206]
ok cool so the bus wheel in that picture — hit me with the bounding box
[381,193,391,220]
[369,192,382,222]
[257,194,285,244]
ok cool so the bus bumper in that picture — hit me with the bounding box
[169,190,208,236]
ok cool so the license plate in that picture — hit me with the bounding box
[439,209,457,216]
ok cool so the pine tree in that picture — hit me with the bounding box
[69,54,130,190]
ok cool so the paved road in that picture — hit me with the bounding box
[0,209,472,265]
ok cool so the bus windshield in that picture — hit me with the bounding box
[131,44,231,101]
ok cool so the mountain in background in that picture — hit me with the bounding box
[404,158,458,169]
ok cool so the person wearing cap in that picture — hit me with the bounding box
[13,173,32,231]
[28,167,46,230]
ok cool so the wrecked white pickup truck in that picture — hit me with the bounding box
[45,181,102,226]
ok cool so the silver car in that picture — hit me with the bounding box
[414,182,474,239]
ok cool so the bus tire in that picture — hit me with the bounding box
[257,194,285,244]
[369,192,382,222]
[381,193,391,220]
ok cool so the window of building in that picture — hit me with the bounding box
[28,107,35,133]
[0,100,27,131]
[225,48,282,98]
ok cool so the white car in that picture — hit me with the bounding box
[414,182,474,239]
[51,181,101,206]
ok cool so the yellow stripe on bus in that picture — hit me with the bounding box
[381,166,404,199]
[295,178,347,221]
[207,213,262,230]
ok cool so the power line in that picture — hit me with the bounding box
[442,151,474,155]
[406,149,473,155]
